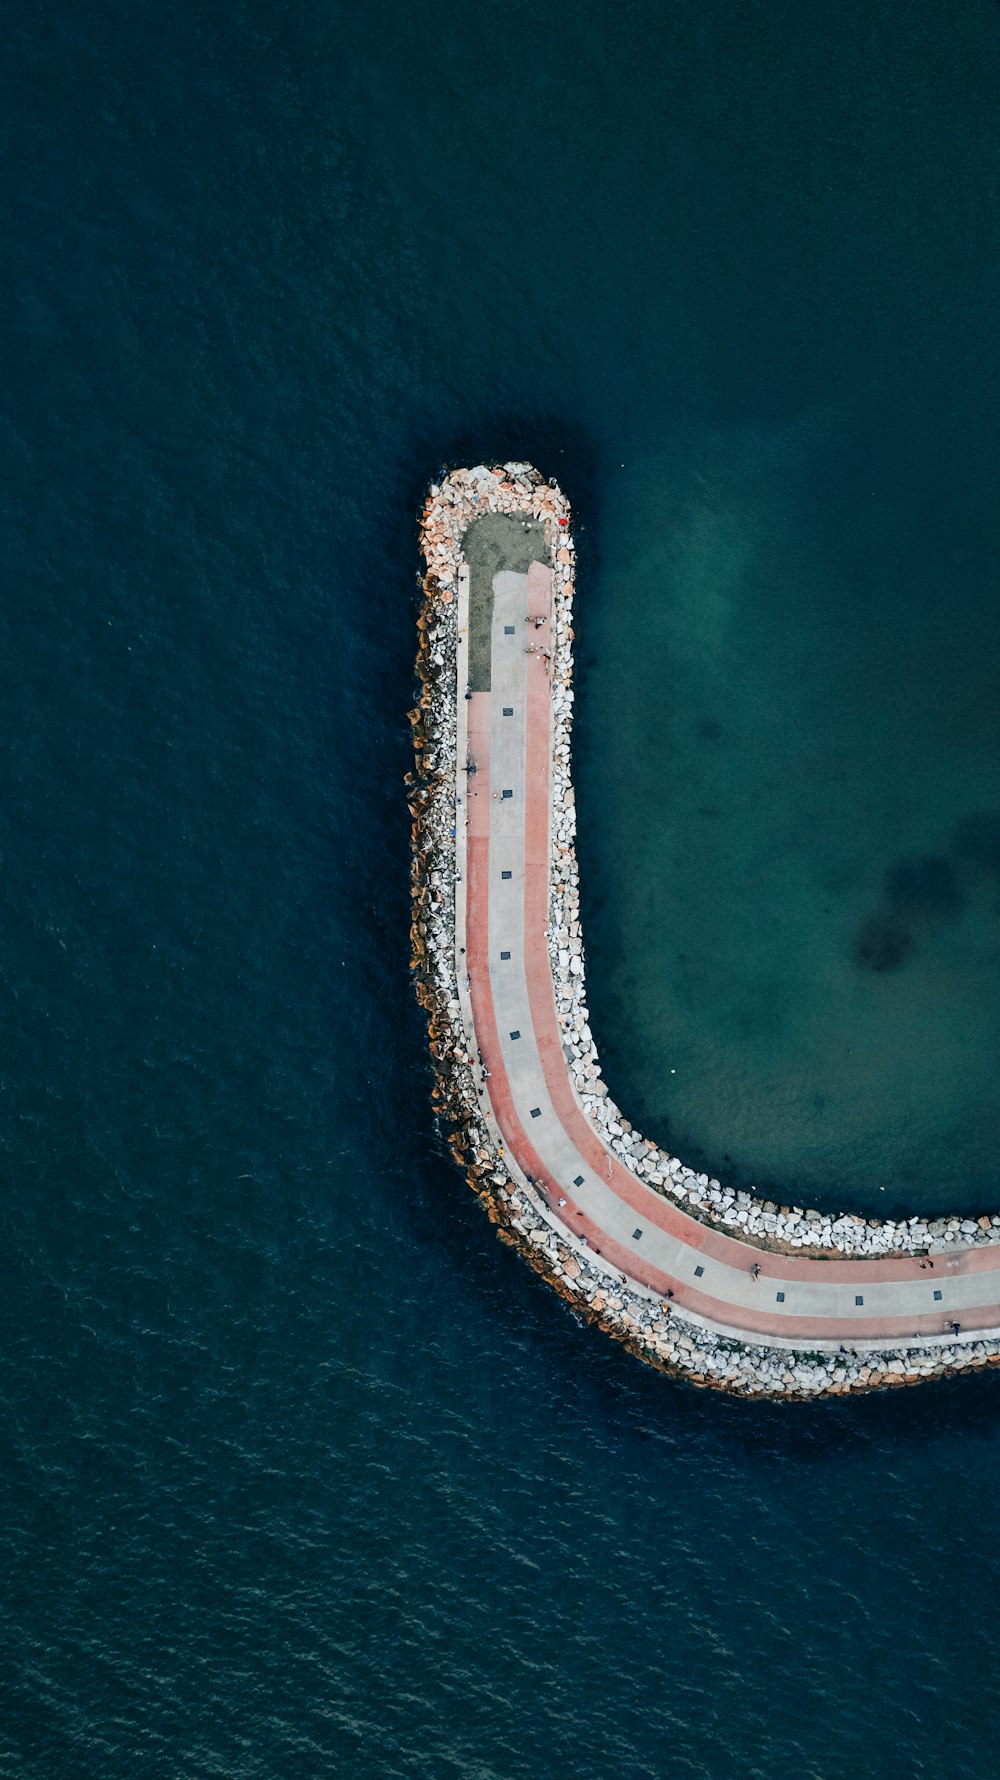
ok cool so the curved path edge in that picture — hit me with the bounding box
[409,463,1000,1398]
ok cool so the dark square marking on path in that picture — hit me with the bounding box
[694,1265,704,1278]
[503,707,514,716]
[504,625,515,635]
[633,1228,643,1241]
[502,788,513,799]
[501,870,512,880]
[509,1030,520,1041]
[934,1289,943,1301]
[574,1174,584,1187]
[855,1295,864,1306]
[500,950,511,960]
[530,1107,541,1119]
[776,1291,785,1303]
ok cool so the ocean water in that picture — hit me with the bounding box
[2,1,1000,1775]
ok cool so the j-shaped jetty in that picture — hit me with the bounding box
[408,464,1000,1396]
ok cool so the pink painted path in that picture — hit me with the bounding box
[457,535,1000,1351]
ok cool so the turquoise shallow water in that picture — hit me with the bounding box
[2,0,1000,1774]
[578,404,1000,1216]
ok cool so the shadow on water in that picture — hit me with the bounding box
[394,411,604,536]
[570,1294,1000,1469]
[407,1096,1000,1477]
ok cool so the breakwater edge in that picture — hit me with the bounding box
[408,464,1000,1398]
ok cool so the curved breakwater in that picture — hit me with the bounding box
[409,463,1000,1397]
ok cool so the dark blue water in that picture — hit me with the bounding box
[3,2,1000,1774]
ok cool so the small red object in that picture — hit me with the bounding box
[558,517,568,527]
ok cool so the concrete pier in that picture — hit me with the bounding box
[410,464,1000,1396]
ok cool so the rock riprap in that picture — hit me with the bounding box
[408,463,1000,1397]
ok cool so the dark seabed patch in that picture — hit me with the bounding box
[854,854,965,971]
[854,911,915,973]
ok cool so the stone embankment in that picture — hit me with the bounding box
[408,462,1000,1396]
